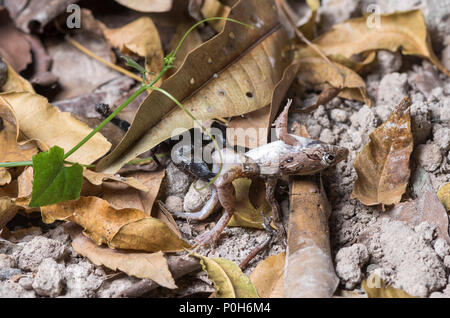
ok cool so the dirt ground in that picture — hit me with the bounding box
[0,0,449,298]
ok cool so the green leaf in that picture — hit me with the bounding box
[29,146,83,207]
[121,55,146,75]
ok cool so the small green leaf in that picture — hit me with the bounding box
[121,55,146,75]
[29,146,83,207]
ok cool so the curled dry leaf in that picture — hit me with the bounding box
[0,92,111,165]
[97,0,291,173]
[362,274,415,298]
[191,253,259,298]
[351,97,413,206]
[103,17,164,80]
[227,178,272,229]
[294,55,370,105]
[66,223,177,289]
[313,10,450,76]
[437,183,450,212]
[200,0,231,32]
[114,0,173,13]
[285,175,339,297]
[249,252,285,298]
[41,196,189,252]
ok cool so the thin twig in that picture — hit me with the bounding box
[65,36,142,82]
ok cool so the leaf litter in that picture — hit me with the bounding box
[0,0,449,298]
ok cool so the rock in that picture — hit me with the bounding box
[32,258,63,297]
[184,180,212,212]
[18,276,34,290]
[330,109,349,123]
[0,238,22,255]
[44,226,70,243]
[18,236,68,271]
[97,276,141,298]
[0,254,15,268]
[165,195,184,212]
[64,260,104,297]
[376,73,409,121]
[443,45,450,71]
[433,126,450,151]
[164,162,192,196]
[359,218,447,297]
[350,106,378,130]
[434,239,450,259]
[319,128,336,145]
[376,50,402,75]
[0,281,36,298]
[444,256,450,269]
[414,143,442,172]
[0,268,22,280]
[335,244,369,289]
[414,222,437,243]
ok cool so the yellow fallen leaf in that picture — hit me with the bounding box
[227,178,272,229]
[351,97,413,206]
[103,17,164,83]
[191,253,259,298]
[0,92,111,165]
[41,196,190,252]
[250,252,285,298]
[362,274,415,298]
[114,0,173,12]
[437,183,450,212]
[67,223,176,289]
[313,10,449,76]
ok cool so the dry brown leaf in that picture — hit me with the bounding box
[97,0,291,173]
[83,169,149,192]
[250,252,285,298]
[351,97,413,206]
[295,55,371,105]
[285,175,339,297]
[437,183,450,212]
[41,196,189,252]
[313,10,449,76]
[66,223,176,289]
[362,274,415,298]
[0,92,111,165]
[100,170,165,214]
[103,17,164,81]
[167,22,204,72]
[0,8,31,72]
[114,0,173,12]
[386,166,450,244]
[227,178,272,229]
